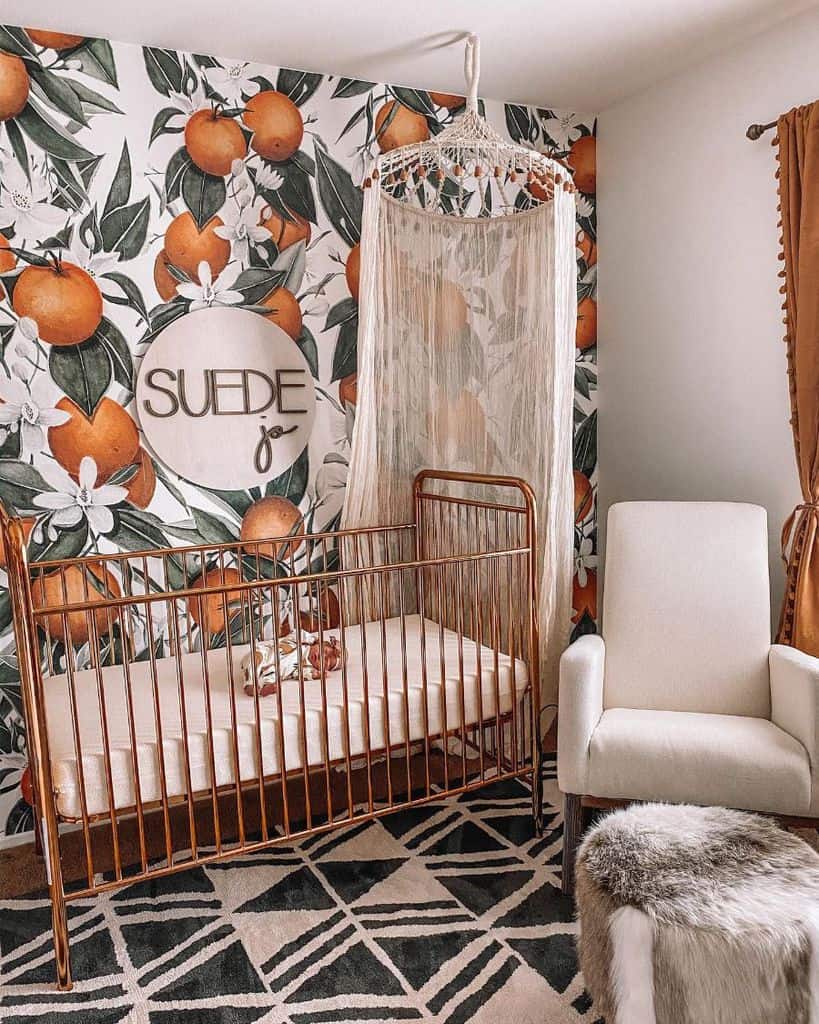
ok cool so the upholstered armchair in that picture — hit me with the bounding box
[557,501,819,894]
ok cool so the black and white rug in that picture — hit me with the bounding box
[0,761,596,1023]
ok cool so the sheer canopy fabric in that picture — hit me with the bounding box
[343,187,576,703]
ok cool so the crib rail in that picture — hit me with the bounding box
[1,468,541,991]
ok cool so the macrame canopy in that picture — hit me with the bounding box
[343,34,578,705]
[362,34,579,216]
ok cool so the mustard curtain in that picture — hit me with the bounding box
[776,103,819,654]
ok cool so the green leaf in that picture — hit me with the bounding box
[15,100,95,162]
[0,26,40,58]
[273,239,306,293]
[28,65,87,126]
[181,163,227,231]
[390,87,436,118]
[69,79,123,115]
[100,196,151,260]
[150,106,184,145]
[28,519,89,564]
[505,104,537,145]
[191,507,238,544]
[77,154,103,191]
[276,69,323,106]
[111,508,171,553]
[235,267,287,305]
[336,103,367,143]
[277,160,316,224]
[71,38,118,88]
[296,325,319,379]
[77,205,103,253]
[94,316,133,390]
[165,146,192,204]
[324,296,358,332]
[0,462,54,512]
[265,446,308,504]
[207,489,253,517]
[331,77,374,99]
[314,145,362,247]
[102,142,131,220]
[573,409,597,478]
[47,158,87,211]
[331,317,358,382]
[7,246,51,268]
[153,461,189,510]
[142,299,189,343]
[142,47,183,97]
[49,336,113,416]
[101,271,149,324]
[5,120,29,183]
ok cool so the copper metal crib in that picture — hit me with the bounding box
[2,469,542,990]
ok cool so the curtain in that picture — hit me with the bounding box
[776,103,819,654]
[343,189,576,704]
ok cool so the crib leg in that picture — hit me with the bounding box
[34,813,43,857]
[531,742,544,835]
[52,886,72,991]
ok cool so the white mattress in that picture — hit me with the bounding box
[44,615,528,820]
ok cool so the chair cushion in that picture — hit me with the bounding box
[602,502,772,717]
[587,708,811,814]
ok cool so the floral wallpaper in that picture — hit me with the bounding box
[0,24,597,838]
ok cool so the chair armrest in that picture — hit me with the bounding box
[770,644,819,770]
[557,634,605,795]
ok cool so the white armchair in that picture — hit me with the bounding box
[557,501,819,894]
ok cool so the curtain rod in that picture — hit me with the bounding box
[746,120,777,140]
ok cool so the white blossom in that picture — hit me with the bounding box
[34,456,126,538]
[176,261,243,310]
[540,112,584,150]
[255,164,284,191]
[213,195,271,264]
[206,62,261,106]
[0,373,70,459]
[574,534,597,588]
[0,159,64,243]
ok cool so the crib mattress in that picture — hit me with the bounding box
[44,615,529,820]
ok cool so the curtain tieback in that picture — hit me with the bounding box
[780,501,819,564]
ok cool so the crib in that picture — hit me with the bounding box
[2,469,542,990]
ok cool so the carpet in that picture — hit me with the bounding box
[0,758,595,1023]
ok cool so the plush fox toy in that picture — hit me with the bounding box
[241,635,343,697]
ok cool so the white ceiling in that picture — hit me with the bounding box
[3,0,817,111]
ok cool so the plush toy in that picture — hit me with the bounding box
[241,634,342,697]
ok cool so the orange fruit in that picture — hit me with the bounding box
[577,229,597,267]
[241,496,304,561]
[571,569,597,625]
[339,373,357,407]
[574,471,593,523]
[26,29,85,50]
[185,107,247,177]
[34,562,121,645]
[12,261,102,346]
[123,448,156,508]
[260,209,311,250]
[187,566,244,635]
[164,213,230,282]
[0,53,30,121]
[299,585,340,632]
[569,135,596,194]
[576,296,597,351]
[49,397,140,483]
[0,233,16,273]
[20,765,33,806]
[153,249,179,301]
[429,91,465,109]
[345,243,360,301]
[243,90,303,162]
[260,286,302,340]
[0,516,34,568]
[375,101,429,153]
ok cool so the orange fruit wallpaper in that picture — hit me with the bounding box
[0,23,597,835]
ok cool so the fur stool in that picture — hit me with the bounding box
[575,803,819,1023]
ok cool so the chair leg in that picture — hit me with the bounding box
[562,793,583,897]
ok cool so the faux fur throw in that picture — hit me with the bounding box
[575,803,819,1024]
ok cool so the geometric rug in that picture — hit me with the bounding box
[0,757,599,1023]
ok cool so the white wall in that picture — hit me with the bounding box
[597,7,819,624]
